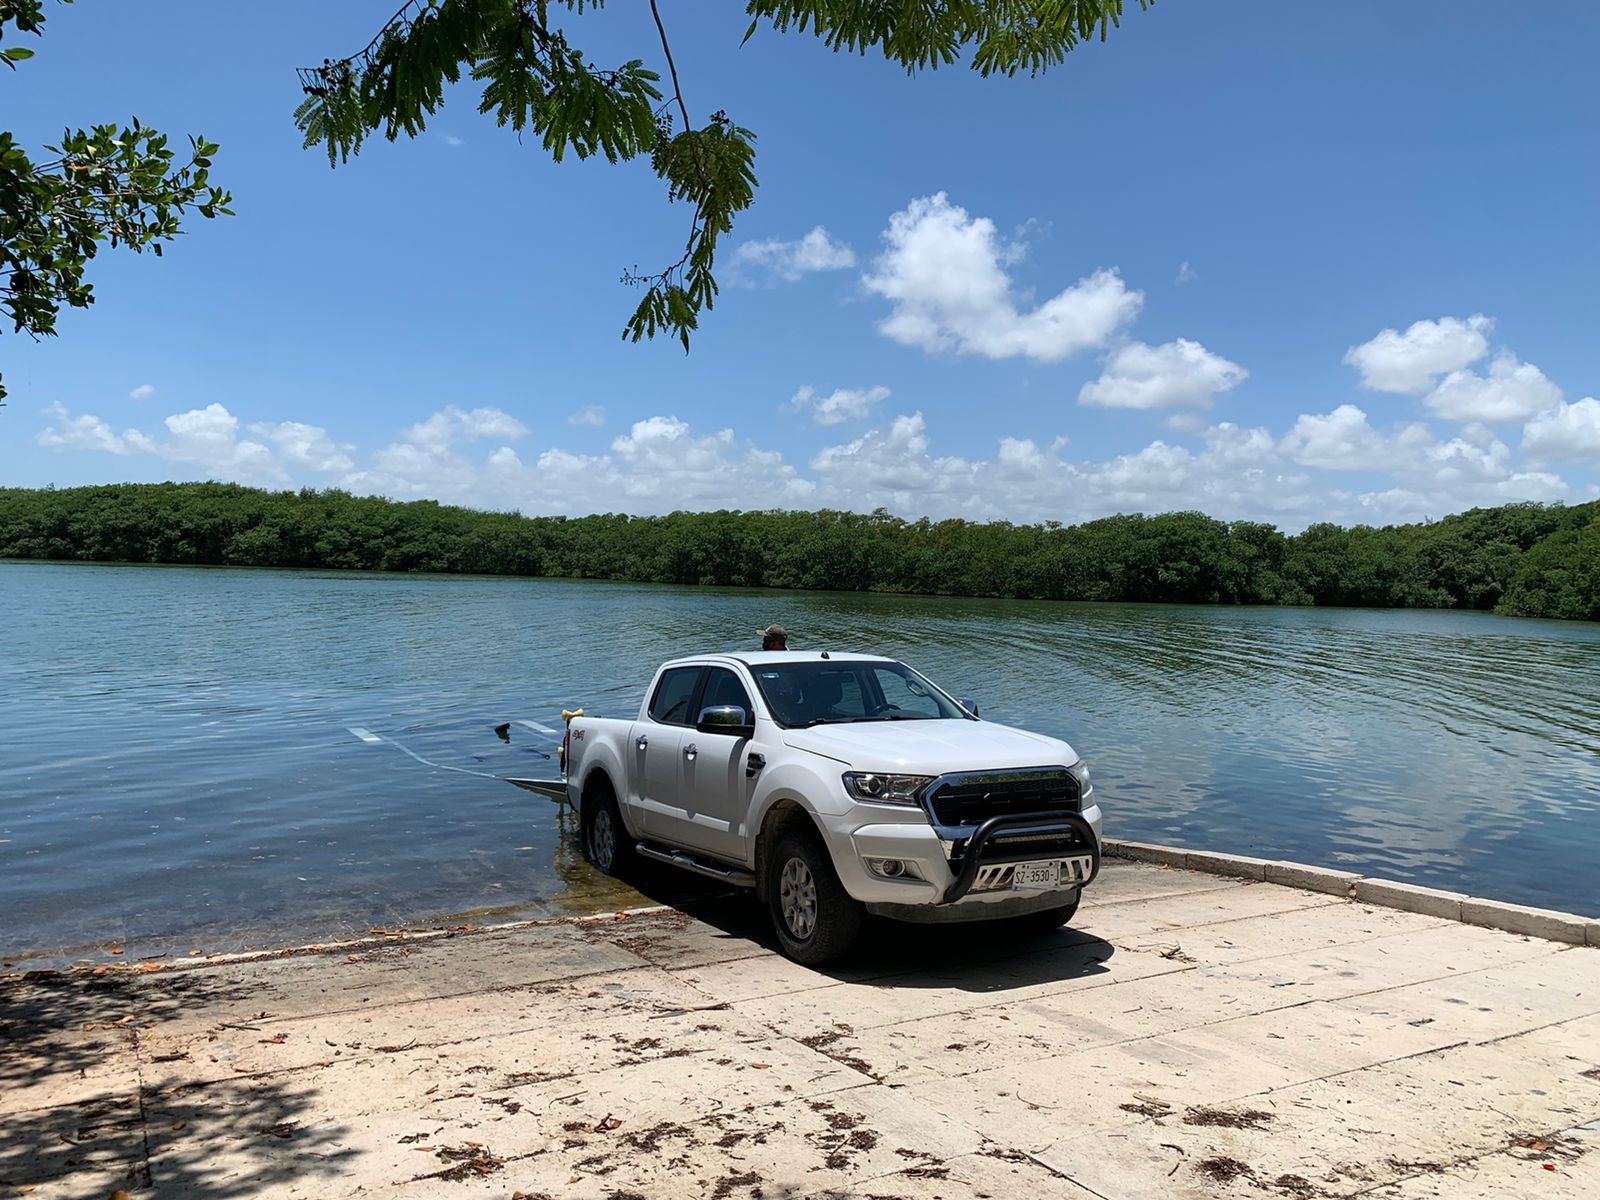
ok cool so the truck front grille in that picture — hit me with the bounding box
[923,768,1081,828]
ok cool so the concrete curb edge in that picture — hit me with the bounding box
[1103,838,1598,947]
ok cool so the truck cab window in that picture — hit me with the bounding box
[649,667,703,726]
[870,667,944,718]
[701,668,752,718]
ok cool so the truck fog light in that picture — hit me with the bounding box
[867,858,919,880]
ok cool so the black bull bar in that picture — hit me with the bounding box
[939,810,1102,905]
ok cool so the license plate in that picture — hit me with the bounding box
[1012,861,1059,890]
[1012,856,1094,891]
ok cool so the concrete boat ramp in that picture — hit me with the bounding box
[4,856,1597,1199]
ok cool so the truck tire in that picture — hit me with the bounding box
[1015,891,1081,934]
[766,828,862,965]
[583,780,636,876]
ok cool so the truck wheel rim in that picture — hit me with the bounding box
[779,857,817,940]
[592,809,615,869]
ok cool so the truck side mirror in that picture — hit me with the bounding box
[958,697,979,718]
[697,705,754,739]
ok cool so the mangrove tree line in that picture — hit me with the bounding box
[1,483,1596,620]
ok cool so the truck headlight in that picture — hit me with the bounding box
[842,772,933,806]
[1068,759,1092,799]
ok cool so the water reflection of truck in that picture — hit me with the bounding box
[560,652,1102,965]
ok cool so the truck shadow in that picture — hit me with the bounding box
[615,860,1116,993]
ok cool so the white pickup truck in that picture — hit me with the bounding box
[561,651,1102,964]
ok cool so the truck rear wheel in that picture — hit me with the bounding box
[583,781,636,876]
[766,829,862,965]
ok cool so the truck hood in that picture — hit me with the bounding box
[780,719,1078,774]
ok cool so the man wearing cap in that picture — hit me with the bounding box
[758,624,789,651]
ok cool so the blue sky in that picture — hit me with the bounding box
[6,1,1598,531]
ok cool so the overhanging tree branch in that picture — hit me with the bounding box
[2,1,234,404]
[291,2,1149,353]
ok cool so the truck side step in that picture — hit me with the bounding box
[635,843,756,888]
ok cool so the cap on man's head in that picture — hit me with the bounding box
[756,623,788,644]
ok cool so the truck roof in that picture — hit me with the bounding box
[661,651,892,669]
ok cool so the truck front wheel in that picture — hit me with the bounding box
[583,781,636,876]
[1014,891,1081,934]
[766,829,862,965]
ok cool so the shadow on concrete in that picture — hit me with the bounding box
[1,969,258,1092]
[607,863,1117,993]
[1,971,358,1197]
[833,919,1116,992]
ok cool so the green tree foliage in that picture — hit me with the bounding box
[296,0,1151,351]
[0,1,233,404]
[3,483,1596,621]
[1500,514,1600,621]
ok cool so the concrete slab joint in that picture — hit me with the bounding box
[1264,861,1361,898]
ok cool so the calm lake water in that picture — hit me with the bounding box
[4,561,1598,967]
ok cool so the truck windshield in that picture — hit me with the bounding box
[751,659,970,728]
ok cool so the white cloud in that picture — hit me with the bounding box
[1424,352,1562,423]
[343,414,812,515]
[568,405,606,427]
[164,404,243,453]
[441,134,464,147]
[1352,468,1571,525]
[810,412,978,502]
[732,226,856,281]
[247,421,355,472]
[1281,404,1434,471]
[1078,339,1248,410]
[862,193,1142,362]
[293,404,532,508]
[1277,401,1574,517]
[1523,397,1600,461]
[1343,314,1492,395]
[799,413,1321,526]
[790,384,890,426]
[401,406,528,452]
[528,417,816,513]
[40,402,340,484]
[129,384,155,401]
[161,404,277,480]
[1176,261,1197,285]
[37,402,155,455]
[1202,421,1279,467]
[29,397,1587,534]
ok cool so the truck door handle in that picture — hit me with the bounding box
[683,743,698,762]
[635,735,648,751]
